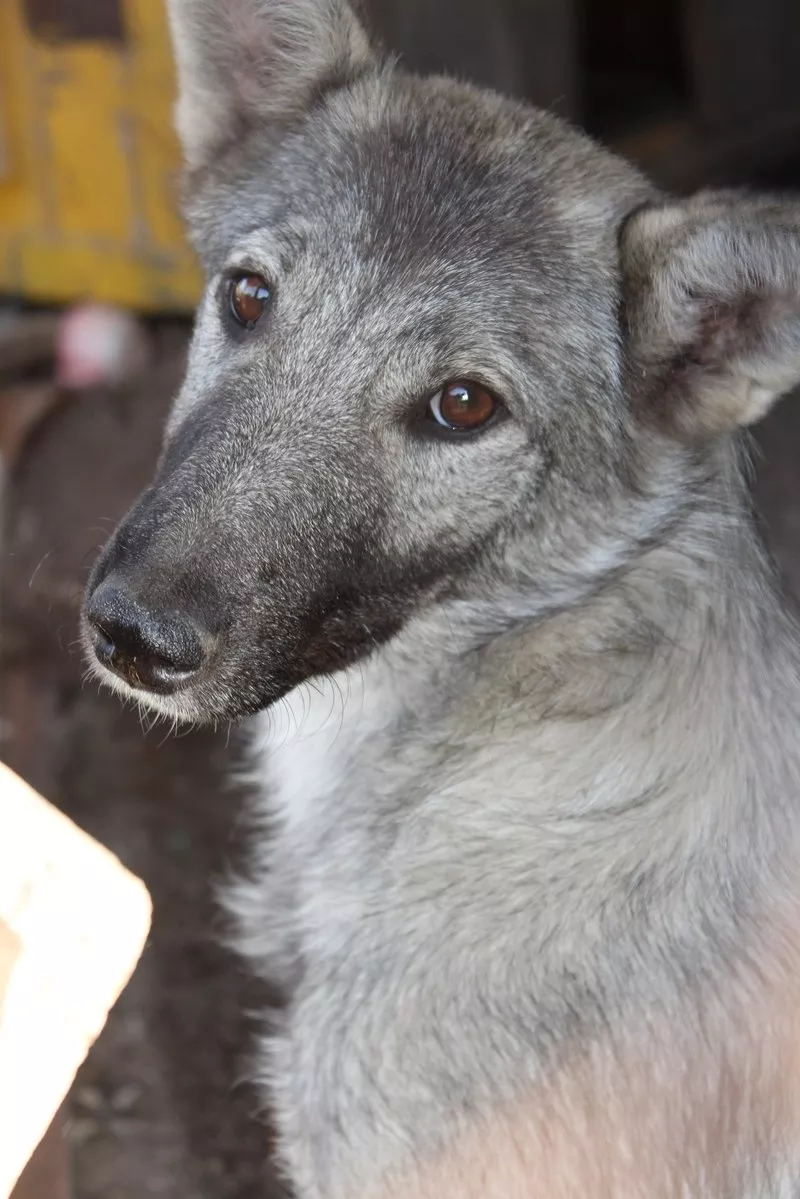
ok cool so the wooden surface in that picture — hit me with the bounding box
[0,761,152,1198]
[10,1107,71,1199]
[0,0,202,312]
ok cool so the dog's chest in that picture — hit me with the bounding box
[261,664,393,817]
[251,664,417,952]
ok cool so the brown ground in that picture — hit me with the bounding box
[1,317,800,1199]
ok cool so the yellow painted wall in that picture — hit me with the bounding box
[0,0,201,312]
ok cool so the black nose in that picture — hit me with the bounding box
[86,583,207,694]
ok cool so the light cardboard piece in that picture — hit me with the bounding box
[0,761,152,1197]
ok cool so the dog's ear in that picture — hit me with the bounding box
[621,192,800,439]
[166,0,377,169]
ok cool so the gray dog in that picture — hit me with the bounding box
[83,1,800,1194]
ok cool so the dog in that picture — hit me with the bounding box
[82,1,800,1194]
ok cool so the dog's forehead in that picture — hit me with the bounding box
[190,73,644,283]
[304,93,557,253]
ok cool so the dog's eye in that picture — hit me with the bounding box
[428,381,498,432]
[229,273,271,329]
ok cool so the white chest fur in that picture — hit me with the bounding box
[251,658,396,827]
[241,656,409,970]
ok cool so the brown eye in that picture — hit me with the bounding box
[429,380,498,432]
[229,273,271,328]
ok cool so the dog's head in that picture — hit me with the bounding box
[83,0,800,723]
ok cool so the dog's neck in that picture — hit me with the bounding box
[263,440,800,861]
[361,450,800,832]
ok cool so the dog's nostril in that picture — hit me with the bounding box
[86,584,207,695]
[90,621,117,663]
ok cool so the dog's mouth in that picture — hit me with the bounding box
[82,570,407,724]
[82,609,293,724]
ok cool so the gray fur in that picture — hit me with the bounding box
[83,2,800,1195]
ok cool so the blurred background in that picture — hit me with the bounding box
[2,1,800,1196]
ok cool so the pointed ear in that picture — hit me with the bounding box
[166,0,377,169]
[621,192,800,439]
